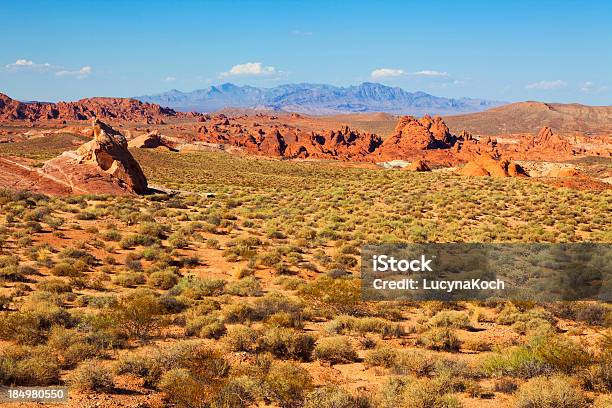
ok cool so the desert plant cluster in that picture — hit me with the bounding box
[0,148,610,407]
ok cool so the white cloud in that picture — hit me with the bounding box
[412,70,448,77]
[371,68,451,79]
[525,80,567,90]
[164,76,176,82]
[55,66,92,79]
[5,59,52,70]
[580,81,608,93]
[220,62,278,78]
[371,68,406,79]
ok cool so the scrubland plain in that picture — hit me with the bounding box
[0,145,610,407]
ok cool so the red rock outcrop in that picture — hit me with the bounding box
[128,131,177,151]
[42,119,148,194]
[376,115,452,160]
[403,160,431,172]
[456,154,528,177]
[508,127,583,160]
[197,117,381,160]
[0,93,192,123]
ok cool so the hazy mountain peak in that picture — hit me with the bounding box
[135,82,505,115]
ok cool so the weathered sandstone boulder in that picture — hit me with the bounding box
[128,131,177,151]
[403,160,431,172]
[42,119,148,195]
[456,154,528,177]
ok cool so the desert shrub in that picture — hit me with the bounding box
[159,368,209,408]
[365,347,398,368]
[46,326,101,369]
[76,313,129,350]
[573,302,610,326]
[215,375,259,408]
[513,375,587,408]
[392,350,436,376]
[313,336,358,364]
[0,263,35,282]
[117,342,229,389]
[37,278,72,293]
[299,276,362,314]
[69,359,114,392]
[173,275,226,299]
[49,262,78,278]
[168,231,190,249]
[225,276,262,297]
[257,327,315,361]
[377,376,462,408]
[111,290,164,339]
[0,351,61,386]
[266,311,304,328]
[223,302,256,324]
[138,222,169,239]
[428,311,472,329]
[0,306,71,345]
[225,325,259,352]
[58,247,96,266]
[497,304,554,326]
[148,269,179,290]
[251,292,304,322]
[112,271,146,287]
[266,361,313,408]
[482,334,591,378]
[101,229,122,241]
[119,234,157,249]
[326,315,403,338]
[304,385,356,408]
[186,316,226,339]
[418,328,462,352]
[494,378,518,394]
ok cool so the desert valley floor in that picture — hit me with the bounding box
[0,94,610,408]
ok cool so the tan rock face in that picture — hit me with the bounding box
[127,131,177,151]
[42,119,148,195]
[403,160,431,172]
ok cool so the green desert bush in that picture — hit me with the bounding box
[225,324,259,352]
[304,385,358,408]
[377,376,462,408]
[513,375,587,408]
[225,276,262,297]
[427,311,472,329]
[365,347,398,368]
[481,334,591,378]
[418,327,462,352]
[326,315,403,338]
[69,360,114,392]
[257,327,315,361]
[148,269,179,290]
[265,361,313,408]
[313,336,358,364]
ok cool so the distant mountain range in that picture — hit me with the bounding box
[135,82,505,115]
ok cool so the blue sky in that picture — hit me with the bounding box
[1,0,610,104]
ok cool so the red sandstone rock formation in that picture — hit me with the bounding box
[197,116,381,160]
[0,93,193,122]
[456,154,528,177]
[128,131,177,151]
[376,115,451,160]
[42,119,148,194]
